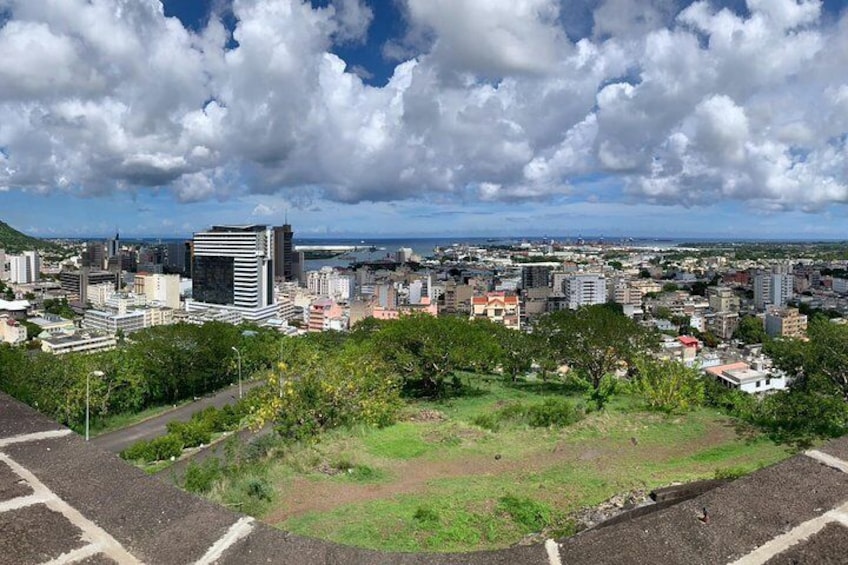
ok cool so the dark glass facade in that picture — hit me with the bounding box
[193,256,234,305]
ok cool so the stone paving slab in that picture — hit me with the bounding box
[216,523,549,565]
[4,435,238,565]
[75,554,120,565]
[0,459,31,502]
[816,435,848,464]
[0,396,64,439]
[555,455,848,565]
[0,504,86,565]
[764,522,848,565]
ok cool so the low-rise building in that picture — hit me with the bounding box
[27,314,75,337]
[471,292,520,330]
[705,361,788,394]
[41,331,117,355]
[0,316,27,345]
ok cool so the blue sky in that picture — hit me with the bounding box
[1,0,848,239]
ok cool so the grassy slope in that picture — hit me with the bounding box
[0,220,63,254]
[214,378,793,553]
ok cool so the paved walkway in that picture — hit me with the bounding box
[92,381,263,453]
[3,391,848,564]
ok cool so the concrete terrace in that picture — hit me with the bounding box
[2,391,848,564]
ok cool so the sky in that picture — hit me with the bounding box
[1,0,848,240]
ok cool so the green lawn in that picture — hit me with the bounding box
[207,377,794,553]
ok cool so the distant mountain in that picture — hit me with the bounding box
[0,221,64,254]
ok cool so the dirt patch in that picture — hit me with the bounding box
[408,409,447,423]
[264,417,747,525]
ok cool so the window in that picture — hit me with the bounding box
[766,378,771,386]
[756,380,761,387]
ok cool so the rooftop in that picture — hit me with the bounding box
[2,393,848,564]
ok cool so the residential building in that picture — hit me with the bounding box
[754,267,794,310]
[0,316,27,345]
[0,248,5,280]
[764,307,808,338]
[705,311,740,341]
[308,299,346,332]
[470,292,520,330]
[8,251,40,284]
[833,278,848,295]
[188,225,279,323]
[563,274,607,310]
[442,280,474,314]
[522,265,552,290]
[705,361,788,394]
[707,286,740,313]
[307,267,352,302]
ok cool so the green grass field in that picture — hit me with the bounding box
[207,376,794,553]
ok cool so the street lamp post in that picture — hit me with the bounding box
[231,347,243,399]
[86,370,104,441]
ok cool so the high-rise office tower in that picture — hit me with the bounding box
[273,224,294,281]
[84,242,106,269]
[106,231,120,258]
[190,225,278,322]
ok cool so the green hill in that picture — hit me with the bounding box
[0,220,64,255]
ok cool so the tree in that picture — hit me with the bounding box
[768,318,848,400]
[734,316,767,345]
[370,315,501,397]
[633,357,704,413]
[536,305,658,390]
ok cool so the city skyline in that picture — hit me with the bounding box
[2,0,848,238]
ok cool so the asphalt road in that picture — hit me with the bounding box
[91,380,264,453]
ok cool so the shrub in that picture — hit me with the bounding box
[714,466,748,480]
[413,505,440,527]
[633,357,705,413]
[183,459,222,493]
[120,440,153,462]
[245,478,273,501]
[471,413,500,432]
[498,495,554,532]
[525,398,583,428]
[167,421,212,448]
[148,434,185,461]
[120,433,184,463]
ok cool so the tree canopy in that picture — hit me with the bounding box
[535,304,658,389]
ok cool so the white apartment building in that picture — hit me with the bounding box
[563,274,607,310]
[0,249,5,280]
[754,267,794,310]
[8,251,40,284]
[307,267,352,303]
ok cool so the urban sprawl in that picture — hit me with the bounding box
[2,225,848,396]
